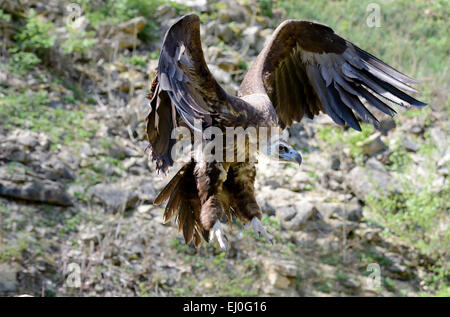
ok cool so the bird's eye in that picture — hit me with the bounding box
[279,145,288,153]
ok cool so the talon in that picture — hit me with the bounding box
[250,217,273,243]
[211,221,228,250]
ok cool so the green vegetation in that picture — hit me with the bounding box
[7,51,41,75]
[317,124,374,158]
[0,90,97,146]
[365,164,449,259]
[120,55,147,67]
[14,9,56,54]
[61,28,97,55]
[258,0,274,18]
[80,0,166,41]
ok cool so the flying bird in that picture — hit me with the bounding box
[146,14,426,249]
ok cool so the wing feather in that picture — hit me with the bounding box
[239,20,426,131]
[157,14,243,131]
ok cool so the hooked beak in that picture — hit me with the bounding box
[279,148,302,165]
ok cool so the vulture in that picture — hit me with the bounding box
[146,14,426,249]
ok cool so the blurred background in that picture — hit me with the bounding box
[0,0,448,296]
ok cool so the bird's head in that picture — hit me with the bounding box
[259,129,302,165]
[276,140,303,165]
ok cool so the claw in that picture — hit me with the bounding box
[250,217,273,244]
[210,221,227,250]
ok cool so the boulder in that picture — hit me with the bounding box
[0,263,19,292]
[262,259,298,290]
[0,179,72,206]
[90,183,138,212]
[276,201,318,231]
[118,17,146,35]
[346,158,398,201]
[357,133,386,156]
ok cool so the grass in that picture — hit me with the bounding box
[0,89,97,146]
[316,123,375,158]
[79,0,167,41]
[364,127,450,259]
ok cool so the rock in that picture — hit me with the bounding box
[172,0,207,10]
[357,133,386,156]
[387,263,412,280]
[384,254,414,281]
[209,22,235,43]
[255,194,276,216]
[429,127,448,152]
[0,179,73,206]
[217,3,247,23]
[79,143,94,158]
[379,118,396,134]
[207,64,232,84]
[5,129,50,151]
[267,271,291,289]
[347,204,363,222]
[330,154,341,170]
[340,275,361,289]
[80,231,98,243]
[289,171,314,191]
[116,33,141,49]
[276,206,297,222]
[276,201,318,231]
[118,17,146,35]
[137,204,153,214]
[256,28,273,52]
[0,143,28,163]
[402,136,420,152]
[118,70,145,92]
[262,259,297,290]
[90,184,138,212]
[355,225,383,243]
[154,4,177,23]
[137,179,156,202]
[0,263,19,292]
[206,46,242,73]
[242,25,262,47]
[40,156,75,181]
[315,202,342,220]
[438,151,450,166]
[402,117,426,135]
[346,158,398,201]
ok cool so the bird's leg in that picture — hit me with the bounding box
[194,161,230,248]
[250,217,273,244]
[210,220,228,250]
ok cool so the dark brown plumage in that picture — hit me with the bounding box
[147,14,426,248]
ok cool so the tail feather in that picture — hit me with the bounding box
[154,164,189,205]
[163,181,182,224]
[154,161,209,246]
[153,161,240,247]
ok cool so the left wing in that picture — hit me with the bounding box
[239,20,426,130]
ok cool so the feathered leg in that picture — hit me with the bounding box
[194,161,230,249]
[224,162,273,243]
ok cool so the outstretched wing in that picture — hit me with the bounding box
[239,20,426,130]
[157,13,242,130]
[147,14,252,173]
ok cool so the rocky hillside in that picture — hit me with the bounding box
[0,0,448,296]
